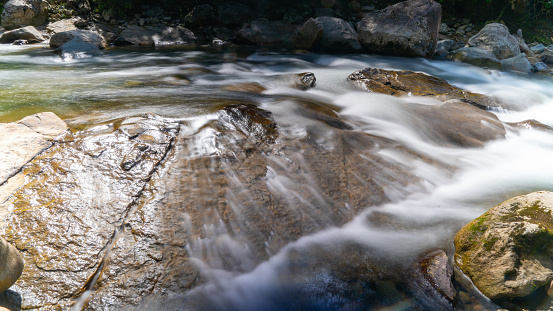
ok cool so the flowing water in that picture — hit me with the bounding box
[2,43,553,310]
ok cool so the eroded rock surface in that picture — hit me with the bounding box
[455,191,553,308]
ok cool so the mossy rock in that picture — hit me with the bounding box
[454,191,553,306]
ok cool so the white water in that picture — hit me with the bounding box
[2,45,553,310]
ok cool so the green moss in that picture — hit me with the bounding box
[483,236,499,251]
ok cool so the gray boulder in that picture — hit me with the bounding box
[531,43,545,54]
[500,53,532,73]
[0,237,23,293]
[55,38,102,60]
[118,25,196,46]
[313,16,361,52]
[447,47,502,69]
[1,0,48,30]
[532,61,549,72]
[455,191,553,306]
[292,18,323,50]
[236,18,297,46]
[0,25,44,43]
[467,23,521,60]
[357,0,441,58]
[435,39,455,57]
[49,30,107,49]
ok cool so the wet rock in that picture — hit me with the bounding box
[357,0,442,58]
[55,37,102,60]
[467,23,521,60]
[312,16,361,52]
[222,83,267,94]
[184,4,215,29]
[235,18,297,46]
[295,72,316,90]
[500,53,532,73]
[292,18,323,50]
[419,249,455,302]
[348,67,502,109]
[0,237,23,293]
[0,112,68,186]
[455,191,553,306]
[532,62,549,73]
[435,39,455,57]
[2,114,179,310]
[49,29,107,49]
[447,47,502,69]
[1,0,48,30]
[0,25,44,43]
[118,25,196,46]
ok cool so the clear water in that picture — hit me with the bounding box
[3,44,553,310]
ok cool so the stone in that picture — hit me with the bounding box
[49,29,107,49]
[357,0,442,58]
[0,237,23,293]
[1,0,48,30]
[235,18,297,46]
[0,25,44,43]
[467,23,521,60]
[292,18,323,50]
[455,191,553,302]
[55,38,102,60]
[435,39,455,57]
[439,23,451,34]
[531,43,545,54]
[46,18,78,34]
[533,62,549,73]
[419,249,456,302]
[184,4,215,29]
[348,67,503,109]
[0,112,68,186]
[500,53,532,73]
[447,47,502,69]
[313,16,361,52]
[118,25,196,46]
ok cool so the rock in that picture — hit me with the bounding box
[455,191,553,303]
[217,3,250,27]
[439,23,451,35]
[500,53,532,73]
[235,18,297,46]
[312,16,361,52]
[0,0,48,30]
[118,25,196,46]
[0,237,23,293]
[447,47,502,69]
[357,0,442,58]
[419,249,456,302]
[55,38,102,60]
[292,18,323,50]
[348,67,502,109]
[49,29,106,49]
[295,72,316,90]
[0,112,68,186]
[531,43,545,54]
[467,23,521,60]
[12,39,27,45]
[184,4,215,29]
[532,62,549,73]
[435,39,455,57]
[0,25,44,43]
[46,18,78,34]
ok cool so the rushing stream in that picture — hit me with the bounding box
[2,43,553,310]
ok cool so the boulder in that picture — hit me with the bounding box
[292,18,323,50]
[0,25,44,43]
[500,53,532,73]
[118,25,196,46]
[447,47,502,69]
[0,237,23,293]
[348,67,502,109]
[235,18,297,46]
[419,249,456,302]
[184,4,215,29]
[0,112,68,186]
[312,16,361,52]
[0,0,48,30]
[531,43,545,54]
[46,18,79,34]
[533,62,549,73]
[49,30,107,49]
[357,0,442,58]
[55,38,102,60]
[434,39,455,57]
[455,191,553,305]
[467,23,521,60]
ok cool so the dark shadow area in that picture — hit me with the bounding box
[0,290,22,311]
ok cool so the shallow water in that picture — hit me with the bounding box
[3,44,553,310]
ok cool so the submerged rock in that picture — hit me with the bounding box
[455,191,553,309]
[0,237,23,293]
[347,67,501,109]
[1,0,48,30]
[357,0,441,58]
[0,26,44,44]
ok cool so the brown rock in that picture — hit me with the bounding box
[0,237,23,293]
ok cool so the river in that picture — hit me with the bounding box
[2,43,553,310]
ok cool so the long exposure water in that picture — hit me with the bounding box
[2,43,553,310]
